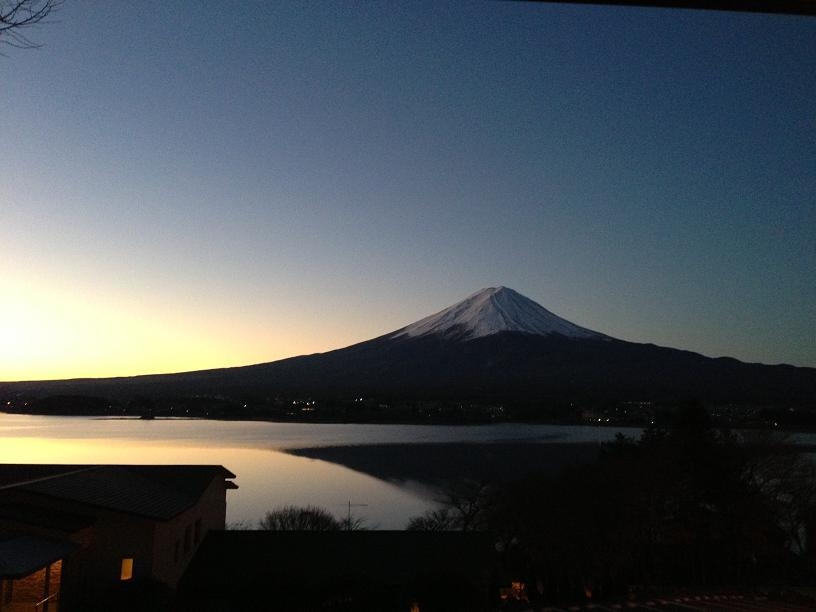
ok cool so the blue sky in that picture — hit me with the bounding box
[1,1,814,379]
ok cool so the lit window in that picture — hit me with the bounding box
[120,558,133,581]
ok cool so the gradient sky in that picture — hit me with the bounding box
[2,1,814,381]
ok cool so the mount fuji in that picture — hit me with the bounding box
[4,287,815,406]
[390,286,604,341]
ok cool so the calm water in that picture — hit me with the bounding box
[0,413,638,529]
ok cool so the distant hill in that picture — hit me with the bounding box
[3,287,814,408]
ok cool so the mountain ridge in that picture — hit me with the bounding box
[2,288,814,408]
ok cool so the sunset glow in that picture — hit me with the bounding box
[2,3,813,381]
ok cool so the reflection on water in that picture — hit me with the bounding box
[0,413,639,528]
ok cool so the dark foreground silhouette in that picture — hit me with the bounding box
[401,405,816,606]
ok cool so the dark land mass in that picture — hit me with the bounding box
[3,332,814,404]
[286,442,605,487]
[2,331,815,426]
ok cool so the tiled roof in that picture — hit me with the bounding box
[0,464,90,488]
[0,502,95,532]
[0,464,235,521]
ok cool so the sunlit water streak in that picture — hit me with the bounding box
[0,413,639,529]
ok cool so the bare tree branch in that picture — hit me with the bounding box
[0,0,61,51]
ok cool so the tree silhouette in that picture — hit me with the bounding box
[405,480,493,532]
[406,405,816,603]
[0,0,60,52]
[258,505,366,531]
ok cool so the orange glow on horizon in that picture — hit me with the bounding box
[0,275,361,382]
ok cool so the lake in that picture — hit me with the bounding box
[0,413,639,529]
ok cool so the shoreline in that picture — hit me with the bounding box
[285,441,605,487]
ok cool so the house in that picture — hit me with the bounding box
[0,464,236,611]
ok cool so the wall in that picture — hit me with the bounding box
[151,475,229,587]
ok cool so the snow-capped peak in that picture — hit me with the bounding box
[391,286,604,341]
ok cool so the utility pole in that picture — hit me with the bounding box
[346,500,368,530]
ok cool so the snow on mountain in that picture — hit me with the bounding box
[391,286,605,341]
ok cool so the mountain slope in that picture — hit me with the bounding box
[391,286,604,340]
[2,287,814,406]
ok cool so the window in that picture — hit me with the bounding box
[120,558,133,581]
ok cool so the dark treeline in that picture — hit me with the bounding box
[3,391,816,429]
[409,404,816,605]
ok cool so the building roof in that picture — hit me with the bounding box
[179,530,494,611]
[0,502,95,533]
[0,464,89,488]
[0,535,77,578]
[181,530,492,589]
[0,464,235,521]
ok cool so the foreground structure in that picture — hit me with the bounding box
[178,530,494,611]
[0,464,236,611]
